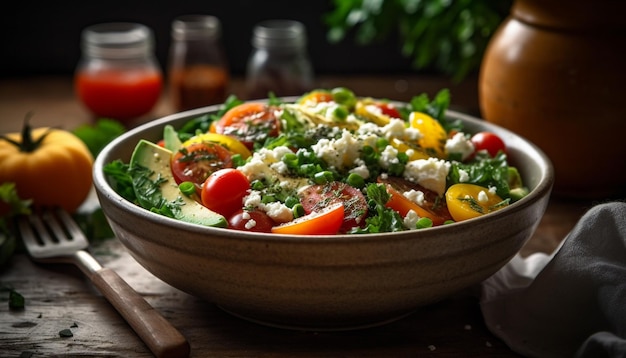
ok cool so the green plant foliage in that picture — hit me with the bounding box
[325,0,512,82]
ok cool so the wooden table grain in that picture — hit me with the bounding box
[0,75,597,357]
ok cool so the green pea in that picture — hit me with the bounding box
[331,87,357,108]
[333,105,349,122]
[284,196,300,208]
[346,173,365,189]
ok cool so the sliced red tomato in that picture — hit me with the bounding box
[271,202,344,235]
[299,181,368,233]
[377,176,452,226]
[228,209,276,233]
[471,131,506,158]
[171,142,233,189]
[211,102,281,150]
[201,168,250,217]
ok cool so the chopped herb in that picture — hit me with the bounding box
[459,196,484,214]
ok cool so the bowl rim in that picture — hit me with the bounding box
[93,99,554,244]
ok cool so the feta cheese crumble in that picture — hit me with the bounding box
[445,132,475,161]
[403,157,451,195]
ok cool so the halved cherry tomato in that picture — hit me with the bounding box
[299,181,368,233]
[369,101,401,119]
[211,102,281,150]
[171,142,233,189]
[377,176,452,226]
[271,202,344,235]
[445,183,508,222]
[228,209,276,233]
[182,132,251,159]
[201,168,250,217]
[355,99,402,126]
[470,132,506,158]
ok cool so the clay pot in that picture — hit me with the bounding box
[479,0,626,199]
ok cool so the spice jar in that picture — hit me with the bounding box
[168,15,229,112]
[74,23,163,124]
[245,20,314,100]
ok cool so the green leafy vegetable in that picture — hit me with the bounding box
[448,151,511,198]
[350,184,405,234]
[72,118,125,157]
[325,0,512,82]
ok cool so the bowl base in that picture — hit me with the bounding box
[216,305,417,332]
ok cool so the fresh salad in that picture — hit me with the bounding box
[104,87,529,235]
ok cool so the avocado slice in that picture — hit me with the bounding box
[129,139,227,228]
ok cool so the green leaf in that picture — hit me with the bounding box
[324,0,513,81]
[73,118,126,158]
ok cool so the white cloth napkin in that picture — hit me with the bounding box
[480,201,626,358]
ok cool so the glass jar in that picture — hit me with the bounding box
[74,22,163,124]
[168,15,229,112]
[245,20,314,100]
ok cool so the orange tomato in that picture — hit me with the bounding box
[271,203,344,235]
[211,102,281,150]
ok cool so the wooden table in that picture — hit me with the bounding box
[0,75,597,357]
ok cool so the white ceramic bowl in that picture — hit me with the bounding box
[93,103,553,330]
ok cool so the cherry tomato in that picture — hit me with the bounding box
[171,142,233,189]
[445,183,508,222]
[182,133,251,159]
[377,176,452,226]
[299,181,368,233]
[201,168,250,217]
[211,102,281,150]
[373,102,402,119]
[471,132,506,157]
[409,112,447,158]
[228,209,276,233]
[271,202,344,235]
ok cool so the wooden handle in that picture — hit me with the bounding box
[91,267,190,358]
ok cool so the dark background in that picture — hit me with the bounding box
[0,1,419,78]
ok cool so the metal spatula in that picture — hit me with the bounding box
[18,207,190,358]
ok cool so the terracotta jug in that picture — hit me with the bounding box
[479,0,626,199]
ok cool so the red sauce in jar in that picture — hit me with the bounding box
[75,68,163,122]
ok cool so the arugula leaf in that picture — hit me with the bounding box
[448,152,511,198]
